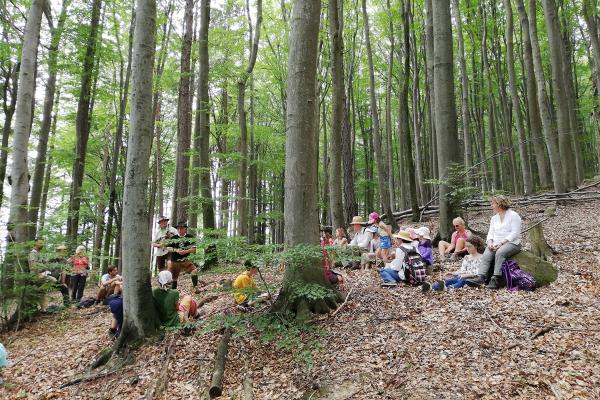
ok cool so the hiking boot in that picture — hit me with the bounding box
[486,275,505,290]
[381,281,398,288]
[465,275,486,287]
[434,280,446,292]
[421,282,431,293]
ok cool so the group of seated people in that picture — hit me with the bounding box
[319,195,523,292]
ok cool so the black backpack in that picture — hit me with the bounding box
[402,245,427,285]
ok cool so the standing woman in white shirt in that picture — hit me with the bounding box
[467,195,522,289]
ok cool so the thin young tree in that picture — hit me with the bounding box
[119,0,160,346]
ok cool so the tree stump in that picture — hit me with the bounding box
[509,251,558,287]
[528,223,554,260]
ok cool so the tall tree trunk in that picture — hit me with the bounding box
[361,0,394,226]
[433,0,460,240]
[29,0,71,240]
[515,0,552,189]
[504,0,533,194]
[237,0,262,237]
[425,0,437,180]
[0,63,19,211]
[527,0,565,192]
[541,0,577,189]
[39,89,60,234]
[385,0,398,207]
[172,0,194,223]
[328,0,346,230]
[582,0,600,168]
[119,0,160,346]
[275,0,340,317]
[399,0,418,221]
[452,0,472,182]
[8,0,44,244]
[196,0,215,231]
[66,0,103,248]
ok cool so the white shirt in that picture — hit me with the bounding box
[101,273,122,286]
[486,209,522,246]
[387,244,415,272]
[153,226,179,256]
[457,254,483,275]
[349,227,373,249]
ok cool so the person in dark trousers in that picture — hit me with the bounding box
[152,216,178,272]
[67,245,89,301]
[167,222,200,293]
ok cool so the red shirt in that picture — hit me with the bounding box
[69,255,89,274]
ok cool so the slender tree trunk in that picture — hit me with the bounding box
[362,0,394,226]
[172,0,194,223]
[425,0,437,181]
[504,0,533,194]
[29,0,71,240]
[327,0,346,229]
[8,0,44,244]
[39,87,61,234]
[119,0,160,346]
[385,0,398,207]
[582,0,600,168]
[433,0,460,240]
[237,0,262,237]
[452,0,472,183]
[515,0,551,189]
[0,63,19,211]
[196,0,215,231]
[528,0,565,192]
[541,0,577,189]
[66,0,103,248]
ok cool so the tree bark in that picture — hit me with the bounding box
[527,0,566,193]
[8,0,44,244]
[66,0,103,248]
[119,0,160,346]
[504,0,533,195]
[0,63,19,211]
[515,0,552,189]
[362,0,395,226]
[541,0,577,189]
[425,0,437,180]
[172,0,194,223]
[433,0,460,240]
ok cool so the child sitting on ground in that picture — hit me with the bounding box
[422,235,485,292]
[233,261,271,312]
[0,342,8,385]
[153,270,201,326]
[415,227,433,266]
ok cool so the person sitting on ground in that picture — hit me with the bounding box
[364,226,380,268]
[348,216,372,249]
[438,217,471,259]
[320,226,334,245]
[152,216,178,272]
[108,295,123,337]
[333,228,348,246]
[167,221,200,293]
[153,270,201,327]
[380,231,418,287]
[30,240,70,310]
[233,261,271,312]
[466,195,522,289]
[415,227,433,266]
[68,245,90,302]
[96,266,122,304]
[369,212,393,264]
[0,342,8,385]
[422,235,485,292]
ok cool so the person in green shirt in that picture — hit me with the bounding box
[152,271,200,327]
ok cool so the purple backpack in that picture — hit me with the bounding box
[501,260,536,292]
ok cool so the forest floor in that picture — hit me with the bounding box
[1,199,600,399]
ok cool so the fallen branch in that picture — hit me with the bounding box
[59,365,134,389]
[197,295,219,308]
[331,287,355,317]
[308,287,355,323]
[242,375,253,400]
[530,326,553,340]
[145,334,175,399]
[208,328,233,398]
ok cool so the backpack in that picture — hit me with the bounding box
[501,260,536,292]
[403,245,427,285]
[76,297,96,308]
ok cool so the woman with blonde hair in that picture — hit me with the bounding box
[333,228,348,246]
[438,217,471,259]
[466,195,522,289]
[67,245,89,302]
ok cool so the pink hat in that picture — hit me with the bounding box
[368,212,380,224]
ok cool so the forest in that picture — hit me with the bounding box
[0,0,599,398]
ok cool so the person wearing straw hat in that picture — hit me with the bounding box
[348,216,372,249]
[380,230,419,287]
[152,215,178,272]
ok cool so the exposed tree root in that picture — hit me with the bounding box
[145,333,175,399]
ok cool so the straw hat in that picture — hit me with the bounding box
[349,216,365,225]
[392,230,413,242]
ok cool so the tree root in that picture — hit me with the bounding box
[59,353,134,389]
[145,334,175,399]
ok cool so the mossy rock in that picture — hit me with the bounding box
[509,251,558,287]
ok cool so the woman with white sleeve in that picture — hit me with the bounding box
[467,195,522,289]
